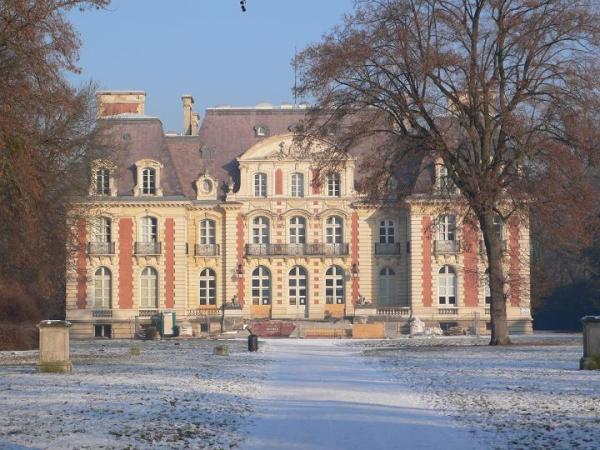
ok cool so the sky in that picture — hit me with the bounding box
[67,0,354,132]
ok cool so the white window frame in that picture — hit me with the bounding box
[252,216,270,245]
[438,265,457,305]
[140,267,158,308]
[327,173,341,197]
[141,168,156,195]
[94,267,112,309]
[254,172,267,197]
[94,217,112,243]
[199,268,216,306]
[325,216,343,244]
[95,168,110,196]
[289,216,307,244]
[134,159,163,197]
[199,219,216,245]
[141,216,158,243]
[325,266,345,304]
[379,219,395,244]
[291,173,305,197]
[288,266,308,306]
[252,266,271,305]
[437,214,456,241]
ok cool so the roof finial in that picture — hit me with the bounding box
[240,0,247,12]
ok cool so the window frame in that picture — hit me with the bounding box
[140,216,158,243]
[254,172,267,197]
[325,266,345,304]
[379,219,395,244]
[327,173,341,197]
[289,216,307,244]
[141,167,157,195]
[199,268,217,306]
[252,216,270,245]
[251,266,271,305]
[140,267,158,308]
[437,214,457,241]
[291,172,305,197]
[94,267,112,309]
[325,216,344,244]
[438,265,457,305]
[199,219,216,245]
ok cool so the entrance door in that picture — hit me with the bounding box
[378,267,397,306]
[288,266,308,318]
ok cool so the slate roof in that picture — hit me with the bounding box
[99,106,433,201]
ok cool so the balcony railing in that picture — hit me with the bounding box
[377,307,411,317]
[134,242,162,255]
[186,308,220,317]
[375,243,402,255]
[434,240,460,254]
[245,243,349,257]
[138,308,159,317]
[438,307,459,315]
[195,244,220,257]
[87,242,115,255]
[92,309,112,318]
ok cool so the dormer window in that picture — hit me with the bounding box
[142,168,156,195]
[254,125,269,137]
[134,159,163,197]
[195,173,218,200]
[90,160,117,197]
[438,164,457,194]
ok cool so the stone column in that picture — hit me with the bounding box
[37,320,72,373]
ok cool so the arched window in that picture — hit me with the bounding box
[288,266,308,306]
[437,214,456,241]
[141,168,156,195]
[254,172,267,197]
[140,267,158,308]
[378,267,397,306]
[252,216,270,244]
[325,216,344,244]
[94,267,112,308]
[95,168,110,195]
[379,219,395,244]
[252,266,271,305]
[199,219,216,245]
[291,173,304,197]
[141,216,158,243]
[289,216,306,244]
[325,266,345,304]
[327,173,341,197]
[438,265,457,305]
[93,217,111,243]
[199,268,216,305]
[484,270,491,305]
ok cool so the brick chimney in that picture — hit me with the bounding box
[96,91,146,117]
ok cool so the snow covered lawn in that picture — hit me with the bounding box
[362,334,600,450]
[0,339,267,449]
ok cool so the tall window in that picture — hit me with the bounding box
[439,165,456,193]
[379,219,395,244]
[254,172,267,197]
[289,216,306,244]
[378,267,397,306]
[94,217,111,243]
[325,266,344,304]
[438,265,457,305]
[252,266,271,305]
[325,216,343,244]
[327,173,341,197]
[288,266,307,306]
[484,271,491,305]
[493,214,504,240]
[95,168,110,195]
[141,168,156,195]
[199,268,216,305]
[141,216,158,243]
[291,173,304,197]
[94,267,112,308]
[252,216,270,244]
[140,267,158,308]
[437,214,456,241]
[199,219,216,245]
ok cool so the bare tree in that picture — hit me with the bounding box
[0,0,109,348]
[296,0,600,344]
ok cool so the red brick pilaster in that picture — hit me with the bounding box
[164,218,175,309]
[275,169,283,195]
[422,216,433,307]
[76,219,87,309]
[351,212,360,303]
[118,218,134,309]
[311,169,320,195]
[509,217,521,306]
[236,214,246,306]
[463,221,479,307]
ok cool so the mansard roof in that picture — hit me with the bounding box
[98,105,432,200]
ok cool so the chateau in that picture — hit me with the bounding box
[66,91,533,338]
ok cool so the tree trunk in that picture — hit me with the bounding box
[479,209,511,345]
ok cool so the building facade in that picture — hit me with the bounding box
[66,91,533,338]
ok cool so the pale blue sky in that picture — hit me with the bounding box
[68,0,354,132]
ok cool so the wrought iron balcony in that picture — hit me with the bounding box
[245,243,349,257]
[195,243,220,257]
[92,309,113,318]
[433,239,460,254]
[438,307,459,315]
[375,243,402,255]
[138,308,159,317]
[87,242,115,255]
[134,241,162,255]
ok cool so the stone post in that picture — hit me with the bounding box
[580,316,600,370]
[37,320,72,373]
